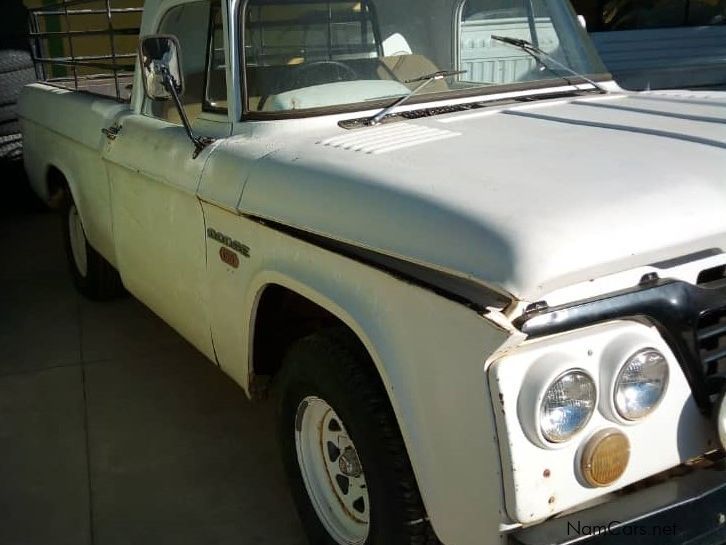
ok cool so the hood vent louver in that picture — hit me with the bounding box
[318,123,460,155]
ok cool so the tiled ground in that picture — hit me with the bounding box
[0,166,306,545]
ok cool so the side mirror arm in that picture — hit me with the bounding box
[160,65,214,159]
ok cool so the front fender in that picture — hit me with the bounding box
[203,207,512,545]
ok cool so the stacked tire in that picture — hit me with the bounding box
[0,50,35,163]
[0,1,36,164]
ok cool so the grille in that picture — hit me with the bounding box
[698,265,726,285]
[695,273,726,396]
[697,311,726,380]
[521,263,726,410]
[696,265,726,394]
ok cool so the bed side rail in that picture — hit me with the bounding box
[27,0,142,102]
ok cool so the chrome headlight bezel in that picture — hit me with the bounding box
[539,369,597,443]
[518,355,599,449]
[598,334,672,425]
[613,347,669,421]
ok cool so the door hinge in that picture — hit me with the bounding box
[102,124,122,140]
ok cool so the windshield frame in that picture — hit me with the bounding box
[236,0,613,121]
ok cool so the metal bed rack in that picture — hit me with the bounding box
[28,0,143,101]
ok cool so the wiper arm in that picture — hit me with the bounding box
[491,35,607,94]
[367,69,466,126]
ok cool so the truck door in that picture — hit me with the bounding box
[101,0,224,360]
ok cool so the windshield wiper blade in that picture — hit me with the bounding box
[367,69,466,126]
[405,69,467,84]
[490,35,607,94]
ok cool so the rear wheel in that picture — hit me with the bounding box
[61,189,124,300]
[277,329,440,545]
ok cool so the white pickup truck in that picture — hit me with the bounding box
[18,0,726,544]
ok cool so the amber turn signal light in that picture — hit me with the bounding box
[580,429,630,487]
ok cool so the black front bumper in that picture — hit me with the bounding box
[510,466,726,545]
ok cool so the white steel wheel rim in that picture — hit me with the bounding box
[295,396,370,545]
[717,392,726,450]
[68,204,88,278]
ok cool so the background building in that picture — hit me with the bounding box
[571,0,726,89]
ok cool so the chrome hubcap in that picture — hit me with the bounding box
[295,396,370,545]
[68,203,88,278]
[717,392,726,450]
[339,446,363,478]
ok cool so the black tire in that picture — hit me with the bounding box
[277,329,440,545]
[0,104,20,138]
[0,133,22,162]
[0,64,36,106]
[0,50,34,76]
[0,103,16,123]
[0,48,36,158]
[60,189,125,301]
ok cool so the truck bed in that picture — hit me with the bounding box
[591,25,726,91]
[46,74,135,102]
[27,0,142,104]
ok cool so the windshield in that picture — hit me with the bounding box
[241,0,608,114]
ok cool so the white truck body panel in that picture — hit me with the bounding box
[203,203,512,544]
[21,85,127,263]
[17,0,726,543]
[102,113,216,359]
[236,91,726,302]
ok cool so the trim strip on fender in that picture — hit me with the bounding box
[243,214,512,312]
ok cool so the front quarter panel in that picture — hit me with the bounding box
[202,204,512,545]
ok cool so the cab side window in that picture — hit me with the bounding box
[150,1,211,124]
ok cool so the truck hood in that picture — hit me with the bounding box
[238,90,726,303]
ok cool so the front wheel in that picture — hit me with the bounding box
[277,329,440,545]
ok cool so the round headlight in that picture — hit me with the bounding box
[540,370,596,443]
[614,348,668,420]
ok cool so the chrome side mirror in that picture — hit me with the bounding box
[137,34,212,158]
[139,35,184,101]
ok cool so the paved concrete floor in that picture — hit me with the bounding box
[0,168,307,545]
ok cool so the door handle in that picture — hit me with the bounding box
[102,124,122,141]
